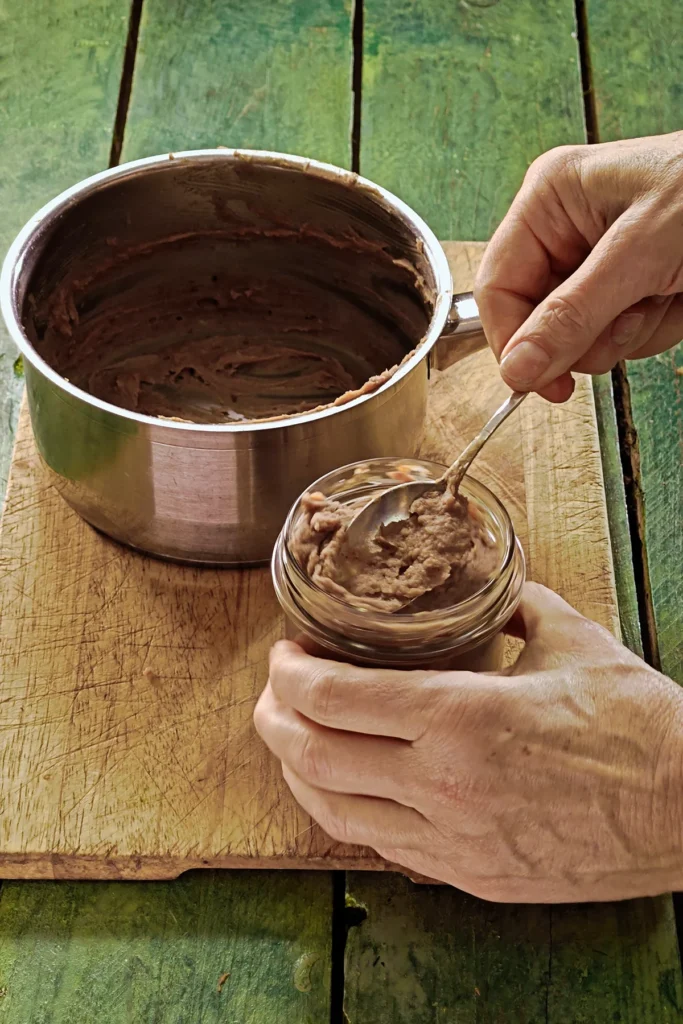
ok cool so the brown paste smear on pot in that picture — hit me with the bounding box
[35,229,431,424]
[290,488,500,613]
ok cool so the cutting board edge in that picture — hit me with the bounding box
[0,851,422,882]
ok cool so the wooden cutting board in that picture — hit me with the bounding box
[0,242,619,880]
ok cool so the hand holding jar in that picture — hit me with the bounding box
[256,130,683,902]
[255,583,683,902]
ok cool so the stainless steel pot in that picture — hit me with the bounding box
[1,150,486,565]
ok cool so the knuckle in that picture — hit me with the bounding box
[412,680,450,736]
[296,729,330,784]
[536,293,592,339]
[268,651,293,694]
[421,673,494,737]
[527,144,585,184]
[305,668,338,722]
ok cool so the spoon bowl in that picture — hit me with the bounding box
[344,389,527,550]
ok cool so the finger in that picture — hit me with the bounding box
[282,764,433,849]
[254,684,418,803]
[268,640,447,740]
[475,264,577,401]
[474,177,590,361]
[502,581,584,648]
[628,294,683,360]
[570,295,678,375]
[535,295,683,378]
[503,582,615,674]
[498,211,659,391]
[285,629,330,659]
[473,167,587,405]
[537,373,576,403]
[474,220,550,360]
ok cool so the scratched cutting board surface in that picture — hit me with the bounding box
[0,242,619,880]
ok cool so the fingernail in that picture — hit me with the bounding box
[611,311,645,346]
[652,294,669,306]
[500,341,552,386]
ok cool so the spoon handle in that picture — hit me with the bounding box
[443,390,528,493]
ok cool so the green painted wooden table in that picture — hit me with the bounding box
[0,1,681,1020]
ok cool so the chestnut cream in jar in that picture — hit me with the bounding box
[272,458,525,670]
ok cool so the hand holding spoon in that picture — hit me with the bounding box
[344,390,528,549]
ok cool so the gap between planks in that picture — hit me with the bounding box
[575,0,658,669]
[109,0,145,167]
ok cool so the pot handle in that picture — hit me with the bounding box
[432,291,489,371]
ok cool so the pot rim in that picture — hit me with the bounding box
[0,148,453,435]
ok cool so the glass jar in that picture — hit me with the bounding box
[271,457,525,671]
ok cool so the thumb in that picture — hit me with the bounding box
[504,582,587,670]
[498,215,652,392]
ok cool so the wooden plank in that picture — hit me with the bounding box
[626,351,683,681]
[586,0,681,140]
[344,874,550,1022]
[546,898,683,1022]
[518,373,619,635]
[346,1,681,1018]
[360,0,586,240]
[121,0,354,167]
[0,872,332,1024]
[345,874,683,1023]
[0,0,131,496]
[0,2,356,1018]
[592,374,643,656]
[586,0,683,682]
[0,243,618,879]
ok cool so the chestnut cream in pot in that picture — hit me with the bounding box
[1,150,485,564]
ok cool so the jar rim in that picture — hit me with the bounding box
[281,457,516,626]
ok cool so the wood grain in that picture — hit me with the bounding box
[586,0,682,140]
[360,0,585,240]
[623,348,683,683]
[122,0,354,167]
[0,872,332,1024]
[592,374,643,656]
[344,873,683,1023]
[0,242,619,879]
[587,0,683,682]
[0,0,131,496]
[520,376,620,633]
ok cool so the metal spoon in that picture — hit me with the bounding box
[344,390,528,549]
